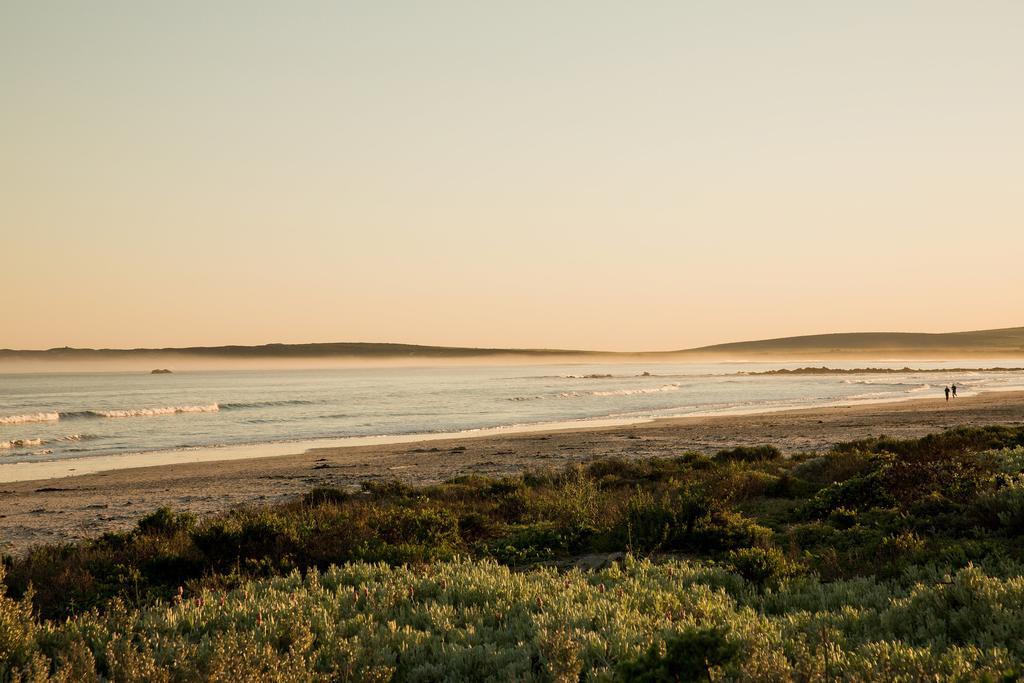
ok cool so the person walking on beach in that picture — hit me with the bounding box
[951,383,958,398]
[944,386,950,401]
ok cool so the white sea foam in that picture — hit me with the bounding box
[847,384,933,401]
[0,412,60,425]
[0,438,44,449]
[87,403,220,418]
[591,384,681,397]
[57,433,97,442]
[514,384,684,401]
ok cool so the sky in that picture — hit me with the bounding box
[2,1,1023,352]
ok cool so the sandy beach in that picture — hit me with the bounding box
[2,390,1022,556]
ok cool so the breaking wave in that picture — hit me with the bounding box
[2,406,221,423]
[0,434,97,452]
[847,384,932,401]
[0,438,44,450]
[510,384,683,401]
[0,412,60,425]
[220,399,317,410]
[80,404,221,418]
[591,384,681,397]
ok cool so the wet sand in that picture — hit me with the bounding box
[2,391,1022,556]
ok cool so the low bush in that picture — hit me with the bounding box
[614,626,739,682]
[800,469,894,517]
[6,558,1024,681]
[301,486,350,506]
[974,477,1024,533]
[789,451,875,485]
[715,444,782,462]
[135,507,196,536]
[726,546,803,590]
[191,510,300,571]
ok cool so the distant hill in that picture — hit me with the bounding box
[2,326,1023,366]
[0,342,600,363]
[677,326,1024,359]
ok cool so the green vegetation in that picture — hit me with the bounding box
[4,426,1024,680]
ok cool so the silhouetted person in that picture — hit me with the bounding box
[944,386,950,401]
[951,383,958,398]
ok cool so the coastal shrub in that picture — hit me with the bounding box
[457,511,495,542]
[989,446,1024,475]
[830,425,1024,460]
[718,468,780,501]
[544,465,600,528]
[585,456,651,483]
[301,486,350,506]
[789,451,874,486]
[766,471,817,498]
[493,487,531,523]
[5,544,109,620]
[715,444,781,462]
[690,511,773,552]
[136,507,196,536]
[360,478,416,500]
[876,531,927,574]
[974,478,1024,533]
[486,477,523,496]
[191,511,300,571]
[12,425,1024,626]
[620,489,674,553]
[828,506,859,530]
[614,626,739,682]
[881,450,997,505]
[372,506,460,547]
[676,451,715,470]
[10,558,1024,681]
[0,566,47,680]
[800,469,894,517]
[726,546,802,590]
[485,523,579,564]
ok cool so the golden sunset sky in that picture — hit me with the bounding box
[3,2,1022,351]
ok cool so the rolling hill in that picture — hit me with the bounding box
[679,326,1024,359]
[2,326,1023,367]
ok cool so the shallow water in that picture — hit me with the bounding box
[1,361,1021,470]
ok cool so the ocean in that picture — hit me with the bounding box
[2,361,1023,480]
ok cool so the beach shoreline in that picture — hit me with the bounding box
[6,380,1022,485]
[1,390,1022,555]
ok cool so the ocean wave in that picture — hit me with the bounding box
[591,384,682,397]
[220,399,317,410]
[0,433,97,451]
[841,379,898,385]
[510,384,684,401]
[0,438,44,449]
[69,404,221,419]
[57,433,94,441]
[847,384,933,401]
[0,412,60,425]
